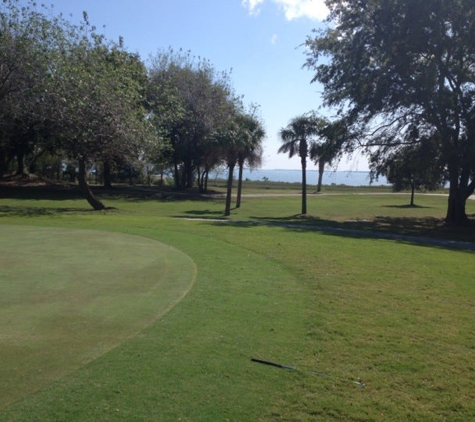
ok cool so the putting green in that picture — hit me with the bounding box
[0,225,196,408]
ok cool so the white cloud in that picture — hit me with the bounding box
[271,33,278,44]
[241,0,265,17]
[274,0,329,21]
[242,0,328,21]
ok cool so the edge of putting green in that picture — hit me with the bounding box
[0,224,197,408]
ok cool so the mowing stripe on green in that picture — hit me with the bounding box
[0,225,196,408]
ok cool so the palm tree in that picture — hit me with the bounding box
[235,114,265,208]
[310,118,346,192]
[219,112,265,216]
[214,118,240,217]
[278,114,319,214]
[311,145,338,192]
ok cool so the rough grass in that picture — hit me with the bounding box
[0,185,474,421]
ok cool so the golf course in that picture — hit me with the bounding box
[0,184,474,421]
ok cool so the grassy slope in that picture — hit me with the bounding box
[0,187,474,421]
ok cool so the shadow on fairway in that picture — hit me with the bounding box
[0,185,84,201]
[182,209,228,218]
[0,205,91,217]
[383,204,432,209]
[0,184,223,203]
[202,214,475,252]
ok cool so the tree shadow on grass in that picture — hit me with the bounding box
[0,185,84,201]
[269,214,472,240]
[201,213,475,252]
[383,204,432,209]
[0,205,93,217]
[181,209,228,218]
[0,184,223,204]
[97,188,223,203]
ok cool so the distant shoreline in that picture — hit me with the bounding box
[259,169,370,172]
[211,169,389,187]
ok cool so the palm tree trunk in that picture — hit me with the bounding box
[225,163,235,216]
[410,180,415,206]
[204,170,209,192]
[236,161,244,208]
[301,156,307,215]
[317,157,325,192]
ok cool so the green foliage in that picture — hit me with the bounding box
[371,136,447,205]
[0,1,153,208]
[0,3,264,206]
[48,31,150,162]
[0,0,59,176]
[147,48,241,190]
[278,113,326,213]
[218,109,266,214]
[305,0,475,224]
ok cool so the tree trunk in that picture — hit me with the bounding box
[0,148,7,179]
[301,156,307,215]
[78,157,106,211]
[444,162,471,225]
[103,160,112,188]
[128,165,134,185]
[173,163,181,190]
[199,173,203,192]
[445,188,469,225]
[198,168,210,193]
[197,167,203,192]
[197,167,209,193]
[410,180,415,207]
[183,159,194,189]
[224,163,235,216]
[204,170,209,193]
[317,157,324,192]
[16,152,28,177]
[236,161,244,208]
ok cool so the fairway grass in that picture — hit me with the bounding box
[0,225,196,408]
[0,188,474,421]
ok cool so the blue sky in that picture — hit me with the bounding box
[43,0,367,170]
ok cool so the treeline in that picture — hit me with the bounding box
[0,0,265,211]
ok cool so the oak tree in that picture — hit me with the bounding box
[305,0,475,224]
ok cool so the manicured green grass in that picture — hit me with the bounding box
[0,186,474,421]
[0,225,196,409]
